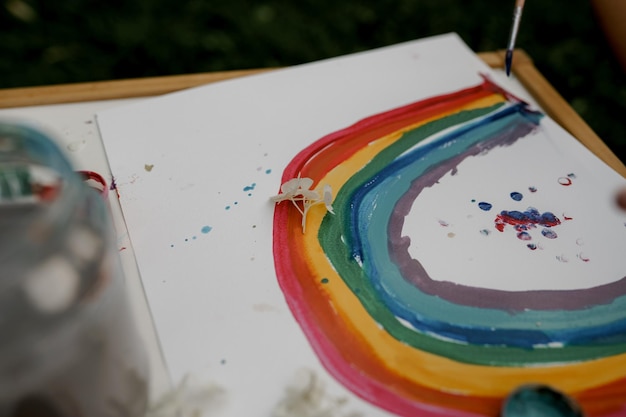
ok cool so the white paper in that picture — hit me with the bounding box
[96,33,626,416]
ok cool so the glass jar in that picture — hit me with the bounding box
[0,122,149,416]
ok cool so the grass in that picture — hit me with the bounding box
[1,0,624,160]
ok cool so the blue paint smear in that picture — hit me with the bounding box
[201,225,212,234]
[542,228,558,239]
[510,191,523,201]
[500,208,560,227]
[478,202,492,211]
[243,183,257,192]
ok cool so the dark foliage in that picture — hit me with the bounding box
[1,0,624,159]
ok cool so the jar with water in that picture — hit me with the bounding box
[0,122,149,416]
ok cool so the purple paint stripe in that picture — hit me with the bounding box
[388,122,626,312]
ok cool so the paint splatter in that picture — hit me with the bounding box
[528,186,537,193]
[478,202,492,211]
[558,177,573,186]
[495,208,561,233]
[510,191,523,201]
[542,228,558,239]
[169,226,213,248]
[144,164,154,172]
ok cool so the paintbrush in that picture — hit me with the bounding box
[505,0,526,76]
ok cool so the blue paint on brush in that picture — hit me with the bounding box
[505,49,513,76]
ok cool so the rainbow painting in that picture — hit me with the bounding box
[272,76,626,417]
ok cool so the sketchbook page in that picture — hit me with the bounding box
[96,32,626,416]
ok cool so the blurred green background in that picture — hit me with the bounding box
[1,0,624,161]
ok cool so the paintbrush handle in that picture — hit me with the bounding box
[507,0,525,50]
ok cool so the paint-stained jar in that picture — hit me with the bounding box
[0,122,149,416]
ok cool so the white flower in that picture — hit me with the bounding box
[271,175,334,233]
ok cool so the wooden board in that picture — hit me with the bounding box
[1,50,624,177]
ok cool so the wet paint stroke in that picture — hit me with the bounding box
[272,77,626,417]
[478,178,583,256]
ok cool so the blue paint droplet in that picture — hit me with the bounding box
[478,202,492,211]
[201,226,212,234]
[480,229,490,236]
[225,206,231,210]
[527,243,537,250]
[248,193,252,197]
[265,169,272,174]
[184,238,189,242]
[192,236,197,240]
[243,183,257,192]
[542,228,558,239]
[510,191,523,201]
[321,278,329,284]
[170,244,175,248]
